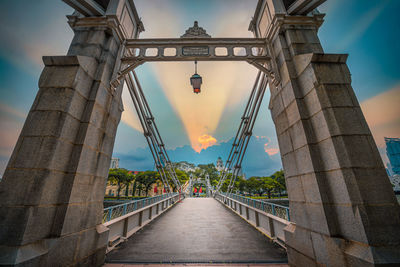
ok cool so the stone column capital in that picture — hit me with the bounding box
[266,13,325,42]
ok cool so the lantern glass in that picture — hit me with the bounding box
[190,73,202,93]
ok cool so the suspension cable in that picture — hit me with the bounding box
[124,71,181,193]
[216,71,268,194]
[131,72,182,191]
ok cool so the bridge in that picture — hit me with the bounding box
[0,0,400,267]
[105,197,287,265]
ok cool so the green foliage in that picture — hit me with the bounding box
[135,171,159,197]
[218,169,286,198]
[108,168,135,197]
[107,163,286,199]
[175,169,189,184]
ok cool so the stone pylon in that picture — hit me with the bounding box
[250,0,400,266]
[0,1,143,266]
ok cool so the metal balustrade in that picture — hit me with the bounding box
[215,192,290,248]
[219,192,290,221]
[103,193,178,223]
[103,192,182,252]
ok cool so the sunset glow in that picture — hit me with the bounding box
[194,134,217,153]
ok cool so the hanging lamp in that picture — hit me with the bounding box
[190,61,202,94]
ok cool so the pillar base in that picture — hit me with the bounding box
[0,225,108,267]
[285,223,400,267]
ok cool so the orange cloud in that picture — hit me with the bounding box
[134,1,258,151]
[360,86,400,148]
[194,134,217,153]
[264,142,279,156]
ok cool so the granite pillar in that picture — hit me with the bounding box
[251,0,400,266]
[0,0,142,266]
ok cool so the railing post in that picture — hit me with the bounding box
[272,204,276,216]
[123,203,127,215]
[286,208,290,221]
[107,208,112,222]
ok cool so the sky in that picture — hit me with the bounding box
[0,0,399,177]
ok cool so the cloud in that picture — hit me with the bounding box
[337,0,389,50]
[133,1,258,152]
[116,136,282,176]
[255,135,279,156]
[0,1,72,75]
[264,143,279,156]
[195,134,217,153]
[360,85,400,150]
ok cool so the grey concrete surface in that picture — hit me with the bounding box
[106,198,287,264]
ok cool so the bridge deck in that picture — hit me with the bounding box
[105,198,287,264]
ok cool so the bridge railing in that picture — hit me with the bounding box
[215,192,290,248]
[220,193,290,221]
[103,193,178,223]
[103,192,183,252]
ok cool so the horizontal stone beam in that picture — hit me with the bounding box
[287,0,326,15]
[122,38,270,63]
[121,55,270,62]
[62,0,105,16]
[125,37,267,47]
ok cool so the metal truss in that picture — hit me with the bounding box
[216,71,268,194]
[124,71,181,192]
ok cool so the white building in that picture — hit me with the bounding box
[216,157,224,172]
[175,161,197,172]
[110,158,120,169]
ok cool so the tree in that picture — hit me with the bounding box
[135,171,159,197]
[175,169,189,190]
[108,168,134,197]
[246,177,263,195]
[261,176,275,199]
[124,171,135,196]
[271,170,286,196]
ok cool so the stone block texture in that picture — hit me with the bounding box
[0,20,124,266]
[264,11,400,267]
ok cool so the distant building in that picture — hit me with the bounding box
[216,157,224,172]
[175,161,197,172]
[110,158,120,169]
[386,137,400,175]
[389,174,400,192]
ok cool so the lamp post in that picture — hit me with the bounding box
[190,61,202,94]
